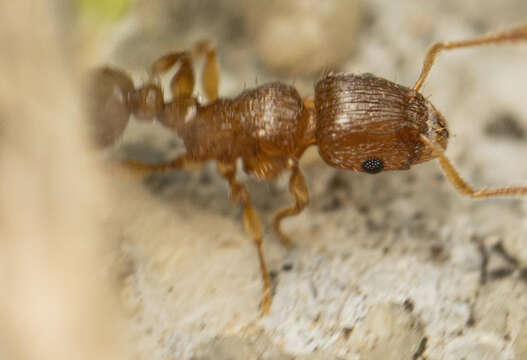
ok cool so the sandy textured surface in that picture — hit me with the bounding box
[93,1,527,359]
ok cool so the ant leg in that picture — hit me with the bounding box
[117,153,197,177]
[150,51,195,98]
[273,163,309,247]
[302,96,315,110]
[420,135,527,198]
[414,25,527,91]
[216,162,272,315]
[148,40,219,101]
[192,40,219,102]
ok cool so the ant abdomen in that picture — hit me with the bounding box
[86,67,165,148]
[314,73,449,173]
[85,67,134,147]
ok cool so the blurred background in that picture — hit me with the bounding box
[2,1,527,359]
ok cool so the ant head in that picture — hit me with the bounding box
[314,73,449,173]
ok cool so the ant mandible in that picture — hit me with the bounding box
[86,25,527,315]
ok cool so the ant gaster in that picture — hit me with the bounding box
[86,26,527,315]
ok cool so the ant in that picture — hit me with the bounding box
[86,25,527,315]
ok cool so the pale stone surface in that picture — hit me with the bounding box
[347,302,425,359]
[192,334,342,360]
[443,333,511,360]
[514,324,527,359]
[244,0,360,74]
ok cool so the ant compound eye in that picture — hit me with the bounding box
[361,158,384,174]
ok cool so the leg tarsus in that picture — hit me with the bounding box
[243,203,271,315]
[273,164,309,247]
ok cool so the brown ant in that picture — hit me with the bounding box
[86,26,527,315]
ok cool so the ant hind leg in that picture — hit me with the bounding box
[420,135,527,198]
[148,40,219,102]
[150,51,195,98]
[216,162,272,315]
[192,40,219,102]
[273,163,309,247]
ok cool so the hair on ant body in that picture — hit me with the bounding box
[86,26,527,315]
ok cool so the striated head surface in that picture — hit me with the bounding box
[314,73,449,173]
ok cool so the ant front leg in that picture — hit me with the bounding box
[420,135,527,198]
[414,25,527,91]
[273,161,309,247]
[216,162,272,315]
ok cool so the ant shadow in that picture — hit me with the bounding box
[120,141,289,225]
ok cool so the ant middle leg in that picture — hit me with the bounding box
[216,162,272,315]
[413,25,527,91]
[420,135,527,198]
[273,162,309,247]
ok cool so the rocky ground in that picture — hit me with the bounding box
[95,1,527,359]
